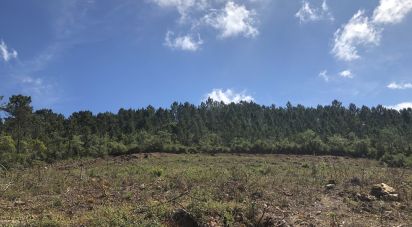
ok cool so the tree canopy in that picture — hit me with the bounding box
[1,95,412,168]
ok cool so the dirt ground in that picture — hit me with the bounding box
[0,153,411,226]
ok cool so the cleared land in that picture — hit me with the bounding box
[0,153,411,226]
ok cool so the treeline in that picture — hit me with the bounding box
[1,95,412,168]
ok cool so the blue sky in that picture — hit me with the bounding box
[1,0,412,115]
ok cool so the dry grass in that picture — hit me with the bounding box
[0,153,411,226]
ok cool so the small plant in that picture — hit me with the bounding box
[52,197,63,208]
[122,191,133,200]
[328,212,338,227]
[246,201,257,221]
[151,168,163,177]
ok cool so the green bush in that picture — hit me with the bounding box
[405,155,412,168]
[380,153,407,167]
[151,168,164,177]
[30,139,48,160]
[107,141,127,155]
[0,135,16,153]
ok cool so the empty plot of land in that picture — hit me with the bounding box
[0,153,411,226]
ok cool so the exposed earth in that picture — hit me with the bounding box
[1,153,411,226]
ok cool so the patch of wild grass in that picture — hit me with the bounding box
[0,154,411,226]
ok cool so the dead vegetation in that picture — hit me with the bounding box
[0,153,411,226]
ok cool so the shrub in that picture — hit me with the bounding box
[30,139,48,160]
[151,168,164,177]
[107,141,128,155]
[380,153,407,167]
[0,135,16,153]
[405,155,412,168]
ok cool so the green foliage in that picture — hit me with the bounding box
[84,206,140,226]
[3,95,34,153]
[230,137,252,153]
[295,130,325,154]
[69,135,84,158]
[380,153,408,167]
[30,139,47,160]
[199,133,223,153]
[406,155,412,167]
[0,135,16,153]
[107,141,128,155]
[327,135,349,155]
[151,168,163,177]
[1,94,412,167]
[351,138,374,157]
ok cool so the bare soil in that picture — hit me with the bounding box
[0,153,411,226]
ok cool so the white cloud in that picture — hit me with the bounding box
[204,89,254,104]
[372,0,412,24]
[295,0,333,23]
[321,0,328,11]
[0,40,18,62]
[21,77,50,96]
[386,102,412,110]
[204,1,259,38]
[332,10,381,61]
[22,77,43,86]
[164,31,203,51]
[387,82,412,89]
[151,1,262,50]
[332,0,412,61]
[18,76,59,105]
[152,0,196,9]
[319,70,329,82]
[151,0,208,20]
[339,70,354,78]
[296,1,319,22]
